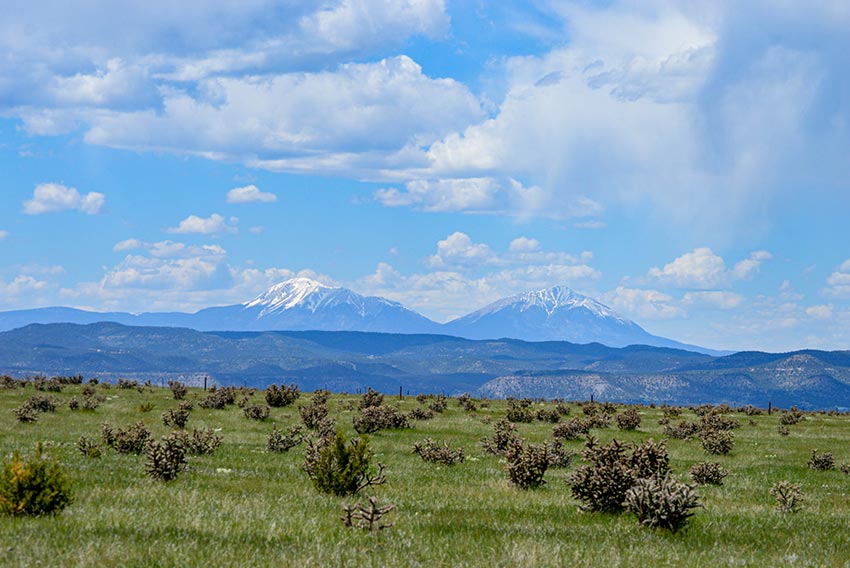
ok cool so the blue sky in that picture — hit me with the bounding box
[1,0,849,352]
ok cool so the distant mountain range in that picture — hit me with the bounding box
[0,277,720,354]
[1,322,849,409]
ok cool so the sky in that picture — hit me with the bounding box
[1,0,849,352]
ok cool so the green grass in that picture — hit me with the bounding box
[1,384,850,567]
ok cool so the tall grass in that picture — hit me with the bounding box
[1,385,848,567]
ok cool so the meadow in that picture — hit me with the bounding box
[1,378,849,568]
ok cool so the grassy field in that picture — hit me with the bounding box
[1,382,849,567]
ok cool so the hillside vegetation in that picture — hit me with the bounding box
[1,377,850,567]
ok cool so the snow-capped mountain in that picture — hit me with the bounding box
[443,285,704,351]
[0,279,719,353]
[233,277,440,332]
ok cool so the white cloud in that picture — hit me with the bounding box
[509,237,540,253]
[647,248,730,289]
[647,247,771,289]
[0,230,8,241]
[226,184,277,204]
[682,291,745,310]
[823,260,850,298]
[426,232,497,269]
[23,183,106,215]
[0,275,49,296]
[604,287,685,320]
[806,304,833,320]
[167,214,238,235]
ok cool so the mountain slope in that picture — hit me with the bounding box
[1,322,848,408]
[443,285,714,353]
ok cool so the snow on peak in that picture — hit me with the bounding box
[244,278,340,314]
[484,285,625,321]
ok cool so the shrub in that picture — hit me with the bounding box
[415,393,428,404]
[616,408,642,431]
[839,462,850,475]
[359,387,384,409]
[300,394,330,429]
[504,439,550,489]
[408,407,434,421]
[536,408,561,423]
[628,439,670,480]
[243,404,271,421]
[12,404,39,423]
[807,449,835,471]
[341,496,395,531]
[102,421,151,454]
[481,419,519,456]
[700,413,740,431]
[428,394,448,413]
[137,402,154,413]
[699,429,734,455]
[172,427,223,455]
[76,436,102,458]
[780,408,805,425]
[68,397,80,411]
[552,418,591,441]
[770,481,803,513]
[412,438,464,465]
[353,405,410,434]
[168,381,188,400]
[548,440,577,469]
[457,393,477,412]
[81,384,97,396]
[505,398,535,423]
[689,462,728,485]
[268,425,304,453]
[0,445,73,516]
[664,420,701,439]
[265,383,301,407]
[554,400,571,416]
[568,438,635,513]
[587,412,612,429]
[117,378,139,390]
[777,425,790,436]
[26,395,60,413]
[198,387,237,410]
[624,476,700,532]
[162,404,191,428]
[144,434,188,482]
[302,430,386,496]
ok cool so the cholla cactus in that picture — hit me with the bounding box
[103,421,151,454]
[162,405,190,428]
[77,436,102,458]
[268,425,305,453]
[428,394,448,413]
[412,438,464,465]
[265,383,300,407]
[352,406,409,434]
[770,481,803,513]
[359,387,384,409]
[699,429,734,455]
[689,462,729,485]
[243,404,271,421]
[624,475,700,532]
[168,380,188,400]
[807,449,835,471]
[504,439,550,490]
[144,433,188,482]
[552,418,592,441]
[408,407,434,421]
[340,496,395,531]
[481,419,519,455]
[616,408,642,431]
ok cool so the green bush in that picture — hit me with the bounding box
[0,445,73,516]
[302,430,385,496]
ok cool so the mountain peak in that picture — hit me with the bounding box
[244,277,340,314]
[483,285,625,321]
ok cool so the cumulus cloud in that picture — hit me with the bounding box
[806,304,833,320]
[0,230,8,241]
[604,287,685,320]
[647,247,771,289]
[22,183,105,215]
[823,260,850,298]
[359,232,600,320]
[682,291,745,310]
[167,214,238,235]
[226,185,277,204]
